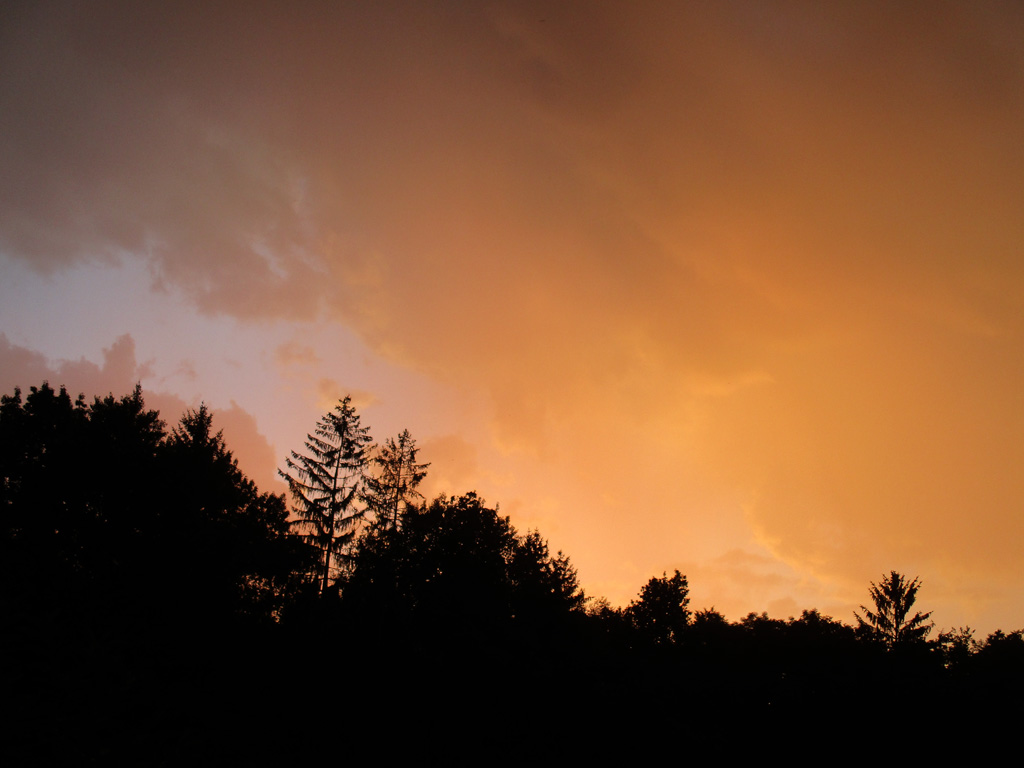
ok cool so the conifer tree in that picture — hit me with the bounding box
[280,396,371,594]
[164,405,296,618]
[854,571,934,649]
[363,429,429,531]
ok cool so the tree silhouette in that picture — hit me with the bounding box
[161,405,300,619]
[363,429,429,531]
[1,384,305,623]
[508,529,585,621]
[854,571,933,649]
[626,570,690,645]
[280,396,372,595]
[938,626,977,670]
[345,492,584,634]
[1,383,166,615]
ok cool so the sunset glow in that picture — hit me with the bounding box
[3,1,1024,632]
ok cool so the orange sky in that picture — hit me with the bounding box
[2,1,1024,633]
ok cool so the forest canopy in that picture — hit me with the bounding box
[3,383,1023,760]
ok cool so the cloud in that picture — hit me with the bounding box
[212,401,284,495]
[417,434,479,502]
[0,333,54,390]
[274,341,320,369]
[0,332,147,401]
[312,379,377,414]
[0,333,281,493]
[4,2,1024,628]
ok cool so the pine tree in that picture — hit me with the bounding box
[363,429,429,531]
[280,396,372,595]
[854,571,934,649]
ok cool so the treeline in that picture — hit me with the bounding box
[3,383,1022,761]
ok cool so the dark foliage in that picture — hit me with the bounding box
[343,492,584,641]
[2,383,312,763]
[6,381,1024,759]
[160,405,307,619]
[1,384,302,625]
[626,569,690,645]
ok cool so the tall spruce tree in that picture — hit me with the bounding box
[280,396,372,595]
[363,429,429,531]
[854,571,933,649]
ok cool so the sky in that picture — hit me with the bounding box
[3,0,1024,633]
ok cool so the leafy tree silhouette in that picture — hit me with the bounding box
[1,384,302,622]
[626,570,690,645]
[854,571,933,649]
[508,529,585,622]
[1,383,165,615]
[937,626,977,670]
[2,382,319,762]
[280,396,372,595]
[345,492,583,636]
